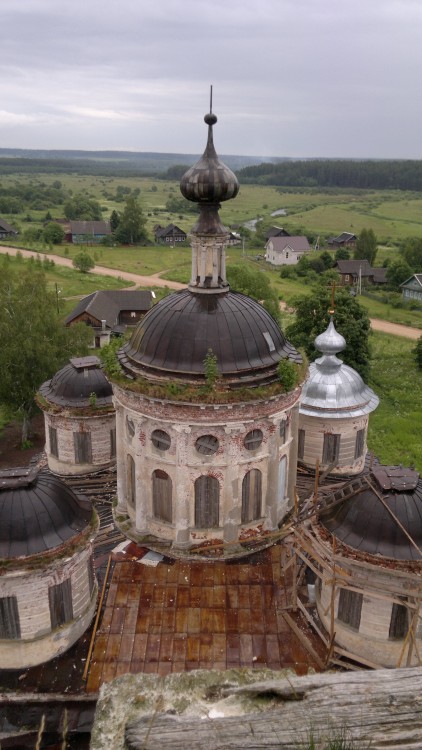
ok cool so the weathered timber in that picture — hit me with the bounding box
[123,667,422,750]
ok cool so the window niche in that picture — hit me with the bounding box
[49,579,73,630]
[194,475,220,528]
[152,469,172,523]
[241,469,262,523]
[0,596,21,639]
[337,588,363,631]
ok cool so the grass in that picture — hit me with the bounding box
[367,332,422,470]
[4,172,422,245]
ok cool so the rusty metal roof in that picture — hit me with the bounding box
[320,467,422,561]
[0,468,92,559]
[119,289,301,386]
[39,357,113,408]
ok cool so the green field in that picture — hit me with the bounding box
[2,173,422,246]
[367,332,422,470]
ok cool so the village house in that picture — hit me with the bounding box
[0,218,18,239]
[400,273,422,302]
[265,226,290,241]
[335,259,387,287]
[68,220,111,244]
[328,231,357,248]
[265,235,311,266]
[65,289,153,347]
[154,223,187,244]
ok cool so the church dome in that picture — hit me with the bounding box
[300,319,378,418]
[39,356,113,407]
[180,113,239,206]
[119,289,301,387]
[320,466,422,561]
[0,467,93,559]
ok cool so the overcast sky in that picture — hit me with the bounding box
[1,0,421,158]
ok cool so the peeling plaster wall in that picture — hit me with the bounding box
[316,564,422,668]
[43,410,116,476]
[0,545,97,669]
[298,414,369,475]
[113,386,301,547]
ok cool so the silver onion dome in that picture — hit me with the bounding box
[300,318,379,418]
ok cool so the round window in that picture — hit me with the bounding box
[151,429,171,451]
[195,434,219,455]
[244,429,263,451]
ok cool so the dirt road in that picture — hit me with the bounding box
[0,245,185,291]
[1,246,420,340]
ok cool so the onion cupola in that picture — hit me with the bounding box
[298,318,379,475]
[118,99,300,389]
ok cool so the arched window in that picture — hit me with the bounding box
[194,475,220,528]
[127,454,136,507]
[241,469,262,523]
[152,469,172,523]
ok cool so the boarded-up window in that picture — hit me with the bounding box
[354,428,365,460]
[73,432,92,464]
[241,469,262,523]
[279,420,287,443]
[0,596,21,639]
[152,469,172,523]
[195,475,220,528]
[322,433,340,465]
[337,588,362,631]
[87,555,96,596]
[389,602,409,640]
[127,454,136,507]
[298,429,305,460]
[110,428,116,459]
[49,579,73,629]
[49,426,58,458]
[195,434,219,455]
[151,429,171,451]
[244,429,263,451]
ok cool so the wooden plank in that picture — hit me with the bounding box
[122,667,422,749]
[296,599,329,647]
[281,611,325,670]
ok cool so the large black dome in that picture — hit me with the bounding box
[118,289,301,387]
[39,356,113,407]
[0,468,93,559]
[320,467,422,561]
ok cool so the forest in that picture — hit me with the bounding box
[237,159,422,191]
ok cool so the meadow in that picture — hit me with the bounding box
[3,172,422,244]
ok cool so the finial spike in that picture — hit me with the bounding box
[329,281,336,316]
[210,85,213,115]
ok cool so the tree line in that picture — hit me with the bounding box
[237,159,422,191]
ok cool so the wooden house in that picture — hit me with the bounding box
[65,289,153,347]
[400,274,422,302]
[265,226,290,241]
[0,218,18,239]
[69,220,111,244]
[328,232,357,248]
[154,224,187,244]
